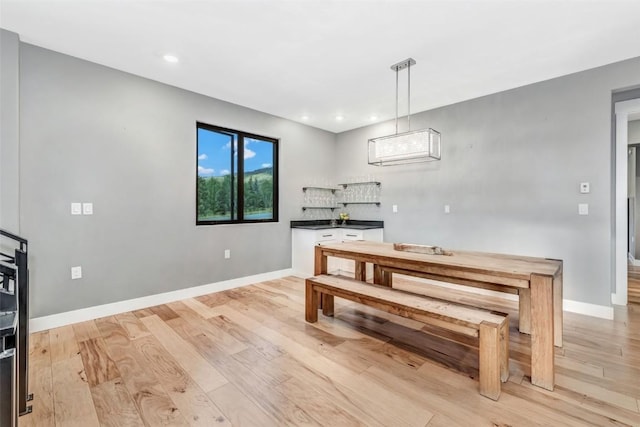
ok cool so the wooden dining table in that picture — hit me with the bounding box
[314,240,563,391]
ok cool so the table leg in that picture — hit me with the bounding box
[314,246,328,309]
[322,294,334,317]
[530,273,555,391]
[373,265,392,287]
[383,270,392,287]
[373,264,384,285]
[354,261,366,281]
[314,245,327,275]
[553,271,563,347]
[518,288,531,334]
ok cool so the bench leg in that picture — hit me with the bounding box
[322,294,334,317]
[500,318,510,383]
[305,281,318,323]
[479,322,501,400]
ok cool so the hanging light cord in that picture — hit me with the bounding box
[395,66,399,134]
[407,61,411,133]
[393,60,413,135]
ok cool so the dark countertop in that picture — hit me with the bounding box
[290,220,383,230]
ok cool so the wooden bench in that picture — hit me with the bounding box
[372,265,533,335]
[305,274,510,400]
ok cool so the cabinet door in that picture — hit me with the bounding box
[292,229,316,277]
[341,230,364,241]
[316,230,339,242]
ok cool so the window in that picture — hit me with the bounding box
[196,122,278,225]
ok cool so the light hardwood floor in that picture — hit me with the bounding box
[19,276,640,426]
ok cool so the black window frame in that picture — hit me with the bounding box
[196,122,279,225]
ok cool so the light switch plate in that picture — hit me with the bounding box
[224,249,231,259]
[82,202,93,215]
[71,202,82,215]
[578,203,589,215]
[444,204,450,214]
[580,182,590,194]
[392,205,398,213]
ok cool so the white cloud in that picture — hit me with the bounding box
[220,169,230,175]
[261,163,272,168]
[198,166,214,175]
[198,153,208,160]
[244,148,256,159]
[224,140,243,150]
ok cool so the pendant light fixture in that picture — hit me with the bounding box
[368,58,441,166]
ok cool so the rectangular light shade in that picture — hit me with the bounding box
[368,128,441,166]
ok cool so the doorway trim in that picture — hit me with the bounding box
[614,98,640,305]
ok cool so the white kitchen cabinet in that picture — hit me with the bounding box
[292,229,337,277]
[291,227,383,278]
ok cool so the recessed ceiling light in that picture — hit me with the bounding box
[163,54,179,63]
[336,115,344,121]
[301,115,310,121]
[369,115,378,121]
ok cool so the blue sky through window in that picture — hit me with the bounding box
[198,129,273,177]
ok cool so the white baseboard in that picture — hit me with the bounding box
[30,268,294,332]
[611,292,628,306]
[290,270,311,279]
[563,299,614,319]
[30,267,618,331]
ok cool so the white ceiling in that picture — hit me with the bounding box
[2,0,640,133]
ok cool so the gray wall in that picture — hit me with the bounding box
[0,29,20,233]
[13,39,640,314]
[19,44,336,317]
[630,120,640,144]
[336,57,640,307]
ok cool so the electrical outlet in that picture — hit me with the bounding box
[71,266,82,279]
[444,204,450,214]
[580,182,590,194]
[392,204,398,213]
[224,249,231,259]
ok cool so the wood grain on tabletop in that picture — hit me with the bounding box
[320,240,562,279]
